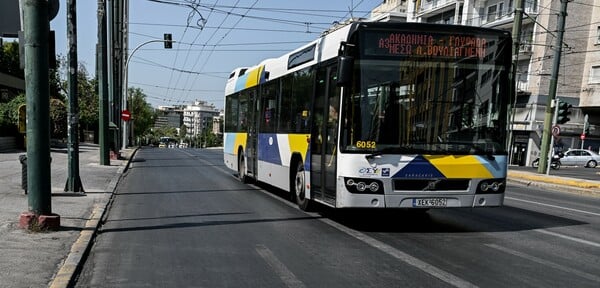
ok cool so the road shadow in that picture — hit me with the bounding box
[253,182,587,234]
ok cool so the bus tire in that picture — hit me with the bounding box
[238,153,248,183]
[293,161,312,211]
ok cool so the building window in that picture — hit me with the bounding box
[487,5,497,22]
[597,26,600,44]
[591,66,600,83]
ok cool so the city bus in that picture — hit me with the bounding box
[223,21,513,211]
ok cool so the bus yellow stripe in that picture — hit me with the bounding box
[424,155,493,178]
[288,134,310,161]
[234,133,247,155]
[245,65,264,88]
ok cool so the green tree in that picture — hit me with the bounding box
[0,41,23,78]
[75,65,98,131]
[0,94,25,135]
[128,87,155,144]
[50,98,68,139]
[180,124,187,140]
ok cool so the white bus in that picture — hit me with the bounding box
[223,21,513,211]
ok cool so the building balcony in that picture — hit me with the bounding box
[417,0,458,16]
[467,5,538,29]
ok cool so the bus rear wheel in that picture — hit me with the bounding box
[293,161,312,211]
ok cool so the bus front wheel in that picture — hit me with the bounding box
[293,161,312,211]
[238,154,248,183]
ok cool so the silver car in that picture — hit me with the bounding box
[559,149,600,168]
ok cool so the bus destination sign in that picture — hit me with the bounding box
[365,32,491,60]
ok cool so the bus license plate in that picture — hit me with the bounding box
[413,198,447,207]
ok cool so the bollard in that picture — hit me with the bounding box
[19,155,27,194]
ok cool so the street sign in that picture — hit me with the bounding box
[551,125,560,137]
[121,110,131,121]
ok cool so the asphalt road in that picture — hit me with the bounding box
[75,147,600,287]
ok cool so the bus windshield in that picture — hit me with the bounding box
[340,31,511,156]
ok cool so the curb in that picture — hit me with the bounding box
[49,148,138,288]
[508,171,600,197]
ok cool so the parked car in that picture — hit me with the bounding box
[559,149,600,168]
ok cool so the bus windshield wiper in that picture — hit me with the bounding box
[365,146,413,160]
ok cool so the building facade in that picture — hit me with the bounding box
[182,100,221,139]
[372,0,600,166]
[155,105,183,131]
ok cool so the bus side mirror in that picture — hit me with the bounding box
[337,56,354,87]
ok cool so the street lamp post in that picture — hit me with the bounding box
[121,38,173,150]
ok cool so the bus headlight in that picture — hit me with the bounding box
[344,178,383,194]
[476,179,505,194]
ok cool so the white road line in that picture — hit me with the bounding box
[506,197,600,248]
[485,244,600,282]
[320,218,478,288]
[534,229,600,248]
[255,244,306,288]
[505,197,600,217]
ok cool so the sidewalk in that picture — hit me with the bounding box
[0,143,134,288]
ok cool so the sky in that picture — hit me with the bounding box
[48,0,385,109]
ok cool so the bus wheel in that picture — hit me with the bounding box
[293,161,312,211]
[238,154,248,183]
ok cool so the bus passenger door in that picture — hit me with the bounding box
[245,90,258,177]
[311,65,339,205]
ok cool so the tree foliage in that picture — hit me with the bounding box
[128,87,155,141]
[0,41,23,78]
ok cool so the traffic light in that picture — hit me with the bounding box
[556,100,572,124]
[164,33,173,49]
[584,122,590,135]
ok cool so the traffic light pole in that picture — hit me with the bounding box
[538,0,569,174]
[121,39,173,150]
[545,99,559,175]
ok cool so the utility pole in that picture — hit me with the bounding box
[507,0,525,165]
[65,0,84,192]
[98,0,110,165]
[538,0,569,173]
[19,0,60,230]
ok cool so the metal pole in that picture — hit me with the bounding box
[546,99,559,175]
[23,0,52,215]
[121,39,171,150]
[507,0,525,166]
[98,0,110,165]
[538,0,569,173]
[65,0,85,192]
[581,114,588,149]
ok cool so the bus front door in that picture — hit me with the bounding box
[311,65,339,206]
[245,90,258,178]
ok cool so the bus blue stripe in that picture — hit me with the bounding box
[258,134,282,165]
[392,155,445,178]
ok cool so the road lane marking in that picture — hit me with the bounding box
[320,218,477,288]
[255,244,306,288]
[506,197,600,217]
[534,229,600,248]
[485,244,600,282]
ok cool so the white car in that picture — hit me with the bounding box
[559,149,600,168]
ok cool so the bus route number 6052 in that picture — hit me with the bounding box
[356,141,376,149]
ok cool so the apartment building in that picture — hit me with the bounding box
[182,100,220,139]
[371,0,600,166]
